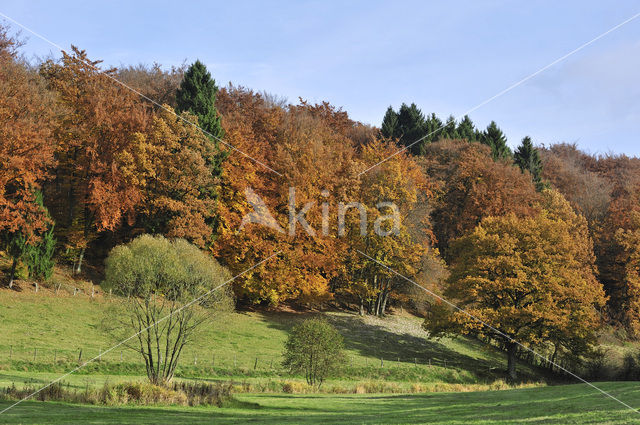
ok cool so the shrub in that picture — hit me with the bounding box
[282,318,346,387]
[102,234,234,385]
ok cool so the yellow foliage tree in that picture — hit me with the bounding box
[425,190,606,380]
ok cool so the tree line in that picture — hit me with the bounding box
[2,23,640,377]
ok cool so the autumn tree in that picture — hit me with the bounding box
[0,26,56,286]
[596,192,640,334]
[135,107,220,248]
[539,144,612,225]
[214,89,433,308]
[214,88,359,304]
[342,140,434,316]
[117,62,186,108]
[40,47,150,272]
[425,190,606,380]
[609,211,640,337]
[423,140,540,257]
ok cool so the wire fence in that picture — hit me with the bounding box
[0,345,466,373]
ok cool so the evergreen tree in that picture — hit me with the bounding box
[481,121,511,160]
[514,136,545,191]
[456,115,477,141]
[176,60,224,141]
[23,191,56,281]
[396,103,427,155]
[175,60,227,237]
[380,106,399,139]
[442,115,458,140]
[24,226,56,281]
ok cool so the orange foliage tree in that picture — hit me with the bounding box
[0,27,56,286]
[214,88,433,307]
[40,47,150,271]
[422,140,540,258]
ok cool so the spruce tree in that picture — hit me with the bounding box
[396,103,427,155]
[176,60,224,141]
[514,136,545,191]
[481,121,511,160]
[176,60,226,239]
[442,115,458,139]
[457,115,477,141]
[380,106,399,139]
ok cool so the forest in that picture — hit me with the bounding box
[3,21,640,381]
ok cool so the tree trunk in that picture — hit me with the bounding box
[75,247,85,275]
[8,258,17,289]
[506,342,517,381]
[549,344,558,372]
[380,291,389,316]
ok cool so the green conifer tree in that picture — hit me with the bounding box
[380,106,399,139]
[514,136,546,191]
[481,121,511,159]
[456,115,477,141]
[176,60,224,141]
[396,103,427,155]
[442,115,458,139]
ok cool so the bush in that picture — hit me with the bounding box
[102,234,234,385]
[282,318,346,387]
[620,351,640,380]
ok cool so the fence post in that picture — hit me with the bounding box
[54,349,57,363]
[120,351,123,362]
[414,357,417,366]
[212,353,215,367]
[33,348,37,362]
[428,358,431,367]
[9,345,12,360]
[444,359,447,368]
[194,354,197,366]
[78,348,82,364]
[234,354,237,369]
[254,357,258,370]
[380,357,384,368]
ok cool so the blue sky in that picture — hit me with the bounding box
[2,1,639,155]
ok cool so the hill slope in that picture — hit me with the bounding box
[0,288,542,386]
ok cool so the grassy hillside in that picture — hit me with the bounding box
[1,383,639,424]
[0,288,542,386]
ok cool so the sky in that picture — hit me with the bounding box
[2,1,640,155]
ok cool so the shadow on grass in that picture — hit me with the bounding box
[255,310,517,381]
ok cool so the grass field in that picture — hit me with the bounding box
[0,382,639,424]
[4,284,636,424]
[0,288,541,385]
